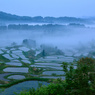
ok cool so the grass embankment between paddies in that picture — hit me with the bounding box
[0,54,10,62]
[0,77,53,88]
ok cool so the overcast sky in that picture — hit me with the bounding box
[0,0,95,17]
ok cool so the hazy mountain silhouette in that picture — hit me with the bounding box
[0,11,91,23]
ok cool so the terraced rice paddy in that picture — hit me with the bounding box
[0,45,89,85]
[8,75,25,80]
[3,67,29,73]
[0,44,94,95]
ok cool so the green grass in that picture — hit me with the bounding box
[21,61,31,67]
[0,54,10,62]
[0,77,52,88]
[0,63,8,73]
[29,66,43,75]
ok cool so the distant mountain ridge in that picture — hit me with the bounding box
[0,11,90,23]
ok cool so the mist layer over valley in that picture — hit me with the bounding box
[0,11,95,51]
[0,25,95,51]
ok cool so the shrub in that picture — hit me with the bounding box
[62,57,95,94]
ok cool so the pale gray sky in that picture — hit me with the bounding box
[0,0,95,17]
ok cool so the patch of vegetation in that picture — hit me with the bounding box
[40,45,64,56]
[29,67,43,75]
[1,50,7,54]
[0,80,9,85]
[23,50,35,63]
[18,57,22,61]
[0,54,10,62]
[9,50,12,54]
[36,50,48,59]
[21,61,30,67]
[13,45,22,50]
[9,54,13,58]
[51,73,57,76]
[5,46,12,50]
[0,63,8,73]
